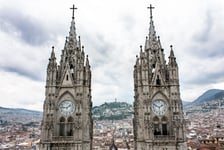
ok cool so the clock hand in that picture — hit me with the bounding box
[153,103,159,108]
[157,104,162,109]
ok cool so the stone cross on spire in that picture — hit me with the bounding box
[147,4,155,19]
[70,4,77,20]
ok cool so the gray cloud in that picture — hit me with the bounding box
[194,11,213,43]
[191,10,224,58]
[120,14,136,33]
[186,70,224,85]
[193,43,224,58]
[2,66,40,81]
[0,8,53,46]
[81,32,115,68]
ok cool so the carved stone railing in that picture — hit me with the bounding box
[52,136,73,141]
[154,135,175,141]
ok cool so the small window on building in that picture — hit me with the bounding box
[67,117,74,136]
[59,117,65,136]
[156,75,161,85]
[152,64,155,68]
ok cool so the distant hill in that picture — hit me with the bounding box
[0,106,42,124]
[184,89,224,114]
[182,101,191,106]
[192,89,224,104]
[2,89,223,122]
[92,102,133,120]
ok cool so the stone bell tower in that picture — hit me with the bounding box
[39,5,93,150]
[133,4,186,150]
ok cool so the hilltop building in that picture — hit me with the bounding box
[133,4,187,150]
[39,5,93,150]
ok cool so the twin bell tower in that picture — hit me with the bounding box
[40,4,186,150]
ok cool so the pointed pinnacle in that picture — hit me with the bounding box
[170,45,175,57]
[51,46,55,58]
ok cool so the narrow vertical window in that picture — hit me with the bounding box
[67,117,74,136]
[59,117,65,136]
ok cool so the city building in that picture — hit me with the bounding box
[39,5,93,150]
[133,4,187,150]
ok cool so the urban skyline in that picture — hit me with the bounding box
[0,0,224,111]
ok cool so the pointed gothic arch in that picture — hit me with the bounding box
[152,91,168,100]
[161,116,167,122]
[153,116,160,135]
[161,116,168,135]
[57,91,76,106]
[153,116,159,122]
[151,91,170,106]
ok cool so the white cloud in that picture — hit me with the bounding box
[0,70,45,111]
[0,0,224,111]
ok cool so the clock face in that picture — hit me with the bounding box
[151,99,167,115]
[59,100,75,116]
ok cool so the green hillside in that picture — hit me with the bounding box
[92,102,133,120]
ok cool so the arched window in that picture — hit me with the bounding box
[67,117,74,136]
[153,116,160,135]
[59,117,65,136]
[156,75,161,85]
[70,64,75,79]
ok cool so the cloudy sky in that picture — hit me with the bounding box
[0,0,224,111]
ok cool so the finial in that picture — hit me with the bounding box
[70,4,77,20]
[169,45,175,58]
[50,46,55,59]
[147,4,155,19]
[140,46,143,57]
[85,55,89,66]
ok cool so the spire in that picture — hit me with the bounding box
[50,46,56,59]
[157,36,162,48]
[169,45,175,57]
[147,4,157,41]
[140,45,143,57]
[70,4,77,20]
[68,4,78,47]
[47,46,57,71]
[148,4,154,20]
[144,36,150,50]
[85,55,90,68]
[135,55,139,66]
[144,4,159,52]
[168,45,177,66]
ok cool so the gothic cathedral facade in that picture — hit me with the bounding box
[40,5,93,150]
[133,5,187,150]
